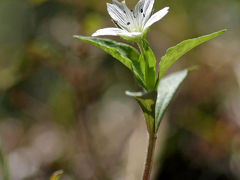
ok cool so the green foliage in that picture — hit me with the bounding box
[74,35,149,89]
[75,30,226,134]
[126,68,194,133]
[126,91,157,133]
[131,60,146,89]
[73,36,140,70]
[158,30,226,79]
[155,69,192,132]
[138,40,157,91]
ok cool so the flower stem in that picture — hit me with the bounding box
[142,132,157,180]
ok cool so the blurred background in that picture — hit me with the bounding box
[0,0,239,179]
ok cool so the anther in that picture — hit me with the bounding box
[127,22,130,25]
[143,13,145,17]
[140,9,143,13]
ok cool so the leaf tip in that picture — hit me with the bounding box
[216,29,227,35]
[221,29,227,33]
[73,35,89,41]
[125,90,143,97]
[188,65,199,72]
[73,35,78,38]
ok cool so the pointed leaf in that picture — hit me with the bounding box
[126,90,157,133]
[155,69,192,132]
[74,36,140,70]
[158,29,226,79]
[131,61,146,89]
[139,39,157,90]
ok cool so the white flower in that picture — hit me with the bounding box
[92,0,169,40]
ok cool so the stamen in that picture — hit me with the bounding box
[123,10,126,14]
[127,22,130,25]
[140,9,143,13]
[143,13,145,17]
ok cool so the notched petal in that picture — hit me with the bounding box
[143,0,154,19]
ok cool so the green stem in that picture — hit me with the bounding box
[142,132,157,180]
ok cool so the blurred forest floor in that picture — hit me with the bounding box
[0,0,240,179]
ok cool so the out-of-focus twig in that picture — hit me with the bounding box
[0,139,9,180]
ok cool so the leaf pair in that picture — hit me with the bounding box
[128,30,226,132]
[74,29,226,133]
[74,30,225,91]
[127,68,191,133]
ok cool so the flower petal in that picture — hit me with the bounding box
[133,0,145,27]
[134,0,145,16]
[92,28,127,36]
[112,0,125,10]
[122,31,142,37]
[92,27,142,38]
[107,3,129,30]
[144,7,169,29]
[143,0,154,20]
[119,1,137,30]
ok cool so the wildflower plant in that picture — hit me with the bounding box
[74,0,225,179]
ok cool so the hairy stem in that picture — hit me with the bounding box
[142,132,157,180]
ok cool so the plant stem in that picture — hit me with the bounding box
[142,132,157,180]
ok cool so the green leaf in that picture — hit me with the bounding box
[126,90,157,133]
[139,39,157,90]
[73,36,140,70]
[131,61,146,89]
[155,69,192,132]
[50,170,64,180]
[158,29,226,79]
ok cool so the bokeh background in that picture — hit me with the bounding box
[0,0,239,179]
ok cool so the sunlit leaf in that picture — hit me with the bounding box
[74,36,140,70]
[139,39,157,90]
[155,68,194,132]
[50,170,64,180]
[158,29,226,79]
[131,61,146,89]
[126,90,157,133]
